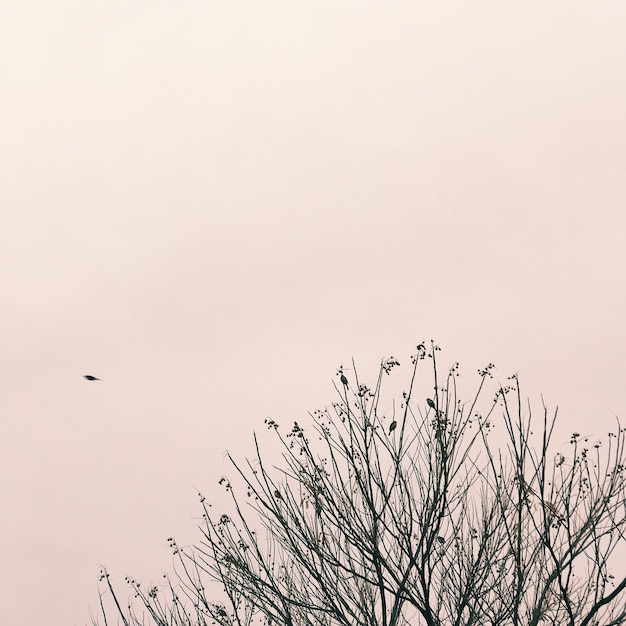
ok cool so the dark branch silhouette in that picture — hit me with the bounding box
[93,343,626,626]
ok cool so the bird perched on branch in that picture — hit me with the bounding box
[340,373,349,388]
[83,375,101,381]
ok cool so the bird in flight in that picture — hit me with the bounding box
[83,375,101,381]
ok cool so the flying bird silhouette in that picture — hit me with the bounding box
[83,375,101,381]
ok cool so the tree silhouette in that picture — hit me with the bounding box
[94,343,626,626]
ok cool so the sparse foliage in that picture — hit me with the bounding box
[94,343,626,626]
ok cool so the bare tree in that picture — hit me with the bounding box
[94,343,626,626]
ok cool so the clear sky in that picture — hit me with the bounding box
[1,2,625,625]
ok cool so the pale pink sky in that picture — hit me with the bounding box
[1,2,626,625]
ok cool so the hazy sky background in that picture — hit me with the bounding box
[1,2,625,625]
